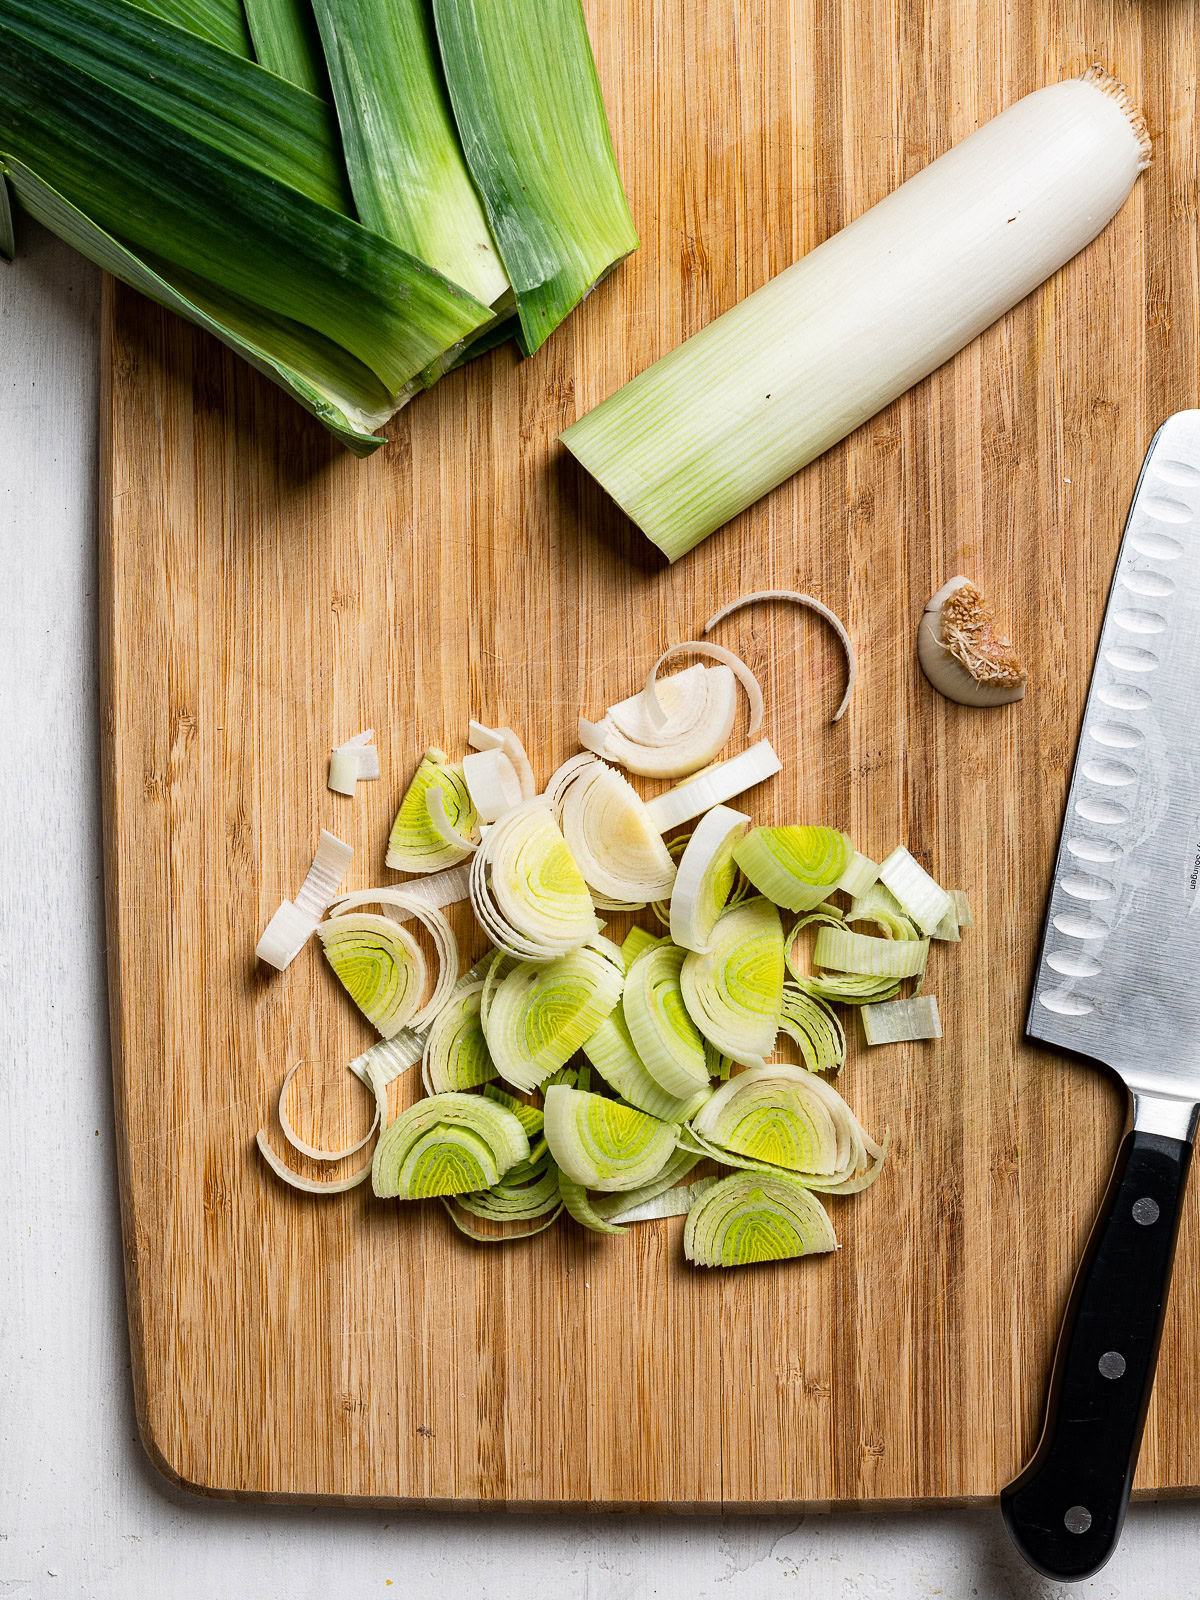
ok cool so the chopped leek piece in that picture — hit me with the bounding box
[877,845,953,935]
[684,1172,838,1268]
[622,941,711,1100]
[812,924,928,979]
[421,980,497,1093]
[582,1010,709,1124]
[646,739,782,833]
[861,995,942,1046]
[256,828,352,969]
[583,663,740,780]
[311,0,509,308]
[336,865,473,924]
[467,722,537,799]
[680,897,784,1068]
[276,1057,380,1162]
[669,805,748,953]
[605,1177,716,1225]
[547,754,676,904]
[470,797,600,960]
[257,1129,373,1194]
[349,1032,423,1089]
[482,940,624,1092]
[929,904,961,942]
[591,1147,701,1220]
[386,748,477,871]
[619,925,661,968]
[462,748,522,821]
[837,851,880,897]
[644,642,763,739]
[779,986,846,1075]
[454,1159,561,1222]
[557,1169,626,1234]
[794,972,902,1006]
[442,1199,563,1242]
[560,73,1150,559]
[951,889,975,928]
[481,1083,544,1136]
[243,0,327,96]
[733,825,853,913]
[328,729,380,795]
[848,881,907,925]
[543,1085,677,1192]
[372,1091,529,1198]
[704,590,857,723]
[318,912,427,1037]
[432,0,638,355]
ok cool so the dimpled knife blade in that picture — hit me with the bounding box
[1004,411,1200,1584]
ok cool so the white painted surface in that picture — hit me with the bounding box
[2,218,1197,1600]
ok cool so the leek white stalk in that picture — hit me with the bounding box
[646,739,782,832]
[462,747,522,821]
[256,1129,374,1195]
[276,1057,380,1162]
[328,729,379,796]
[546,754,676,904]
[669,805,748,953]
[644,642,763,737]
[560,71,1150,560]
[467,722,537,800]
[684,1172,838,1268]
[334,864,472,923]
[606,1177,715,1225]
[680,897,784,1068]
[861,994,943,1045]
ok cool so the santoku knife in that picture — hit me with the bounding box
[1002,410,1200,1579]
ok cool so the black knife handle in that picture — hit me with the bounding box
[1001,1127,1192,1580]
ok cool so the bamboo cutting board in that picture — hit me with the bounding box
[100,0,1200,1507]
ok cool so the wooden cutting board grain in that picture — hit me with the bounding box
[100,0,1200,1506]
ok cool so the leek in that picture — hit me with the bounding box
[256,827,352,970]
[372,1091,529,1198]
[543,1085,676,1192]
[591,1147,701,1222]
[605,1178,715,1226]
[432,0,638,354]
[482,940,624,1092]
[779,986,846,1075]
[582,663,740,780]
[733,825,853,913]
[622,941,710,1101]
[812,924,928,980]
[557,1169,626,1235]
[669,805,748,954]
[386,748,477,871]
[421,980,497,1093]
[560,72,1150,560]
[469,798,600,960]
[318,912,427,1037]
[684,1173,838,1269]
[679,897,784,1068]
[243,0,326,97]
[877,846,953,936]
[311,0,508,309]
[646,739,782,833]
[861,995,943,1046]
[581,1010,709,1125]
[548,755,676,905]
[138,0,252,57]
[704,591,856,723]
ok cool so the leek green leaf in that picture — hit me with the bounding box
[432,0,638,355]
[137,0,253,57]
[311,0,508,308]
[0,26,492,393]
[2,159,391,453]
[3,0,351,214]
[243,0,327,97]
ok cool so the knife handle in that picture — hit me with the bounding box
[1000,1127,1192,1580]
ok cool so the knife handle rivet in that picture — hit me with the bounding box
[1132,1197,1160,1226]
[1098,1350,1127,1380]
[1064,1505,1093,1535]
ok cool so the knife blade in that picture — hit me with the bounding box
[1002,410,1200,1580]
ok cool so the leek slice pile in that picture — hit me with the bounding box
[0,0,636,450]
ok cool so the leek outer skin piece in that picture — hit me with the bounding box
[432,0,638,356]
[861,994,942,1046]
[560,72,1150,560]
[876,846,953,936]
[243,0,327,97]
[137,0,253,56]
[0,13,494,397]
[311,0,509,310]
[6,0,353,215]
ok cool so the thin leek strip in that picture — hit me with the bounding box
[679,897,784,1069]
[669,805,748,954]
[334,865,473,922]
[592,1147,701,1220]
[877,846,953,936]
[705,591,857,723]
[0,21,493,396]
[583,663,740,779]
[310,0,508,309]
[467,722,537,800]
[6,0,349,213]
[544,1086,677,1192]
[779,987,846,1075]
[837,851,880,897]
[582,1011,710,1124]
[443,1199,563,1242]
[386,749,477,871]
[622,941,711,1100]
[243,0,326,97]
[462,748,522,822]
[328,730,379,796]
[432,0,638,356]
[548,755,676,903]
[862,995,942,1046]
[256,1129,373,1195]
[930,904,961,942]
[812,924,928,979]
[372,1091,529,1199]
[644,642,763,737]
[646,739,782,833]
[256,828,353,970]
[847,908,917,942]
[349,1032,424,1089]
[733,825,853,913]
[561,73,1149,560]
[605,1177,717,1226]
[952,890,975,928]
[482,941,624,1093]
[557,1169,627,1234]
[138,0,253,57]
[276,1058,380,1161]
[469,798,600,960]
[684,1173,838,1268]
[454,1162,561,1222]
[421,980,497,1094]
[318,913,427,1037]
[794,972,901,1006]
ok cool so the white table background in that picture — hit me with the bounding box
[3,218,1196,1600]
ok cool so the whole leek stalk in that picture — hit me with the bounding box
[560,72,1150,560]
